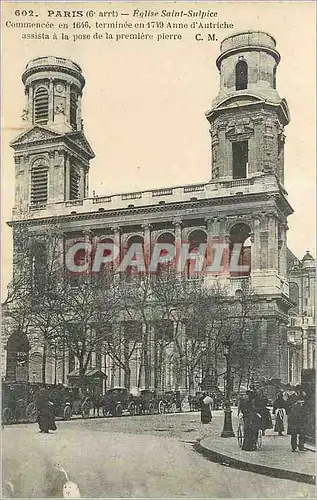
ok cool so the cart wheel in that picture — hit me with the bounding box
[63,405,72,420]
[148,403,155,415]
[237,421,244,449]
[171,402,177,413]
[158,401,165,414]
[2,407,13,425]
[257,429,263,449]
[115,404,123,417]
[128,402,136,416]
[26,403,37,423]
[102,406,109,417]
[81,403,90,419]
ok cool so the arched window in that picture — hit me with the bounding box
[235,60,248,91]
[125,235,145,280]
[70,90,78,129]
[31,163,48,205]
[229,223,251,277]
[187,230,207,279]
[156,232,175,276]
[34,87,49,124]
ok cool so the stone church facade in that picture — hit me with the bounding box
[7,30,307,391]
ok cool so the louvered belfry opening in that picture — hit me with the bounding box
[70,162,80,199]
[34,86,49,125]
[70,90,78,129]
[31,164,48,205]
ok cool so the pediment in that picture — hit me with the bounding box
[65,131,95,159]
[10,126,62,148]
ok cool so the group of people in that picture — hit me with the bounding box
[274,386,309,453]
[199,385,310,453]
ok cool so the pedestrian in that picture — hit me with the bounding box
[36,388,57,434]
[200,392,213,424]
[254,390,272,436]
[287,386,308,452]
[273,391,287,436]
[240,390,261,451]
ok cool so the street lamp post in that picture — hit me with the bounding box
[221,338,235,438]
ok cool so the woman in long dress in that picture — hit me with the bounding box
[200,393,213,424]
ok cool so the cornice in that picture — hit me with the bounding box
[8,191,283,228]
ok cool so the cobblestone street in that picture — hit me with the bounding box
[2,411,315,498]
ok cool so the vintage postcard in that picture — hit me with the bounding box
[1,1,316,498]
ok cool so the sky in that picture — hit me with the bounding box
[1,1,316,299]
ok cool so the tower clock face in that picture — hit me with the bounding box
[55,83,64,93]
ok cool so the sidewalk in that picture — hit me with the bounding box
[195,412,316,485]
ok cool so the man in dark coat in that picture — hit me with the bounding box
[273,392,287,436]
[287,386,308,452]
[36,388,57,433]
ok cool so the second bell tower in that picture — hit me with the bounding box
[206,31,290,186]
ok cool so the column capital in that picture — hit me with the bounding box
[83,229,93,238]
[265,210,276,219]
[48,151,55,159]
[172,218,182,228]
[111,225,121,234]
[141,223,152,231]
[205,217,216,226]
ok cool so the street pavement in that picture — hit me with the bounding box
[2,410,316,498]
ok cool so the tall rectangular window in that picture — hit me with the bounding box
[232,141,248,179]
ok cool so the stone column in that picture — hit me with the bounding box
[48,78,54,123]
[205,218,214,272]
[84,170,89,198]
[267,212,278,270]
[28,85,34,123]
[23,154,31,207]
[65,83,71,122]
[48,151,55,203]
[252,215,261,271]
[307,340,314,369]
[142,223,152,268]
[77,94,82,130]
[83,229,93,275]
[173,219,182,275]
[302,328,308,370]
[217,217,230,276]
[278,223,288,277]
[217,122,228,178]
[111,225,121,270]
[64,152,70,200]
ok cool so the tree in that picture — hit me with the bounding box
[56,270,121,390]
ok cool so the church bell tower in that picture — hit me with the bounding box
[206,31,290,185]
[10,57,95,213]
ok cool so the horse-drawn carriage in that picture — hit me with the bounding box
[2,382,37,424]
[158,390,183,413]
[101,388,136,417]
[133,389,164,415]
